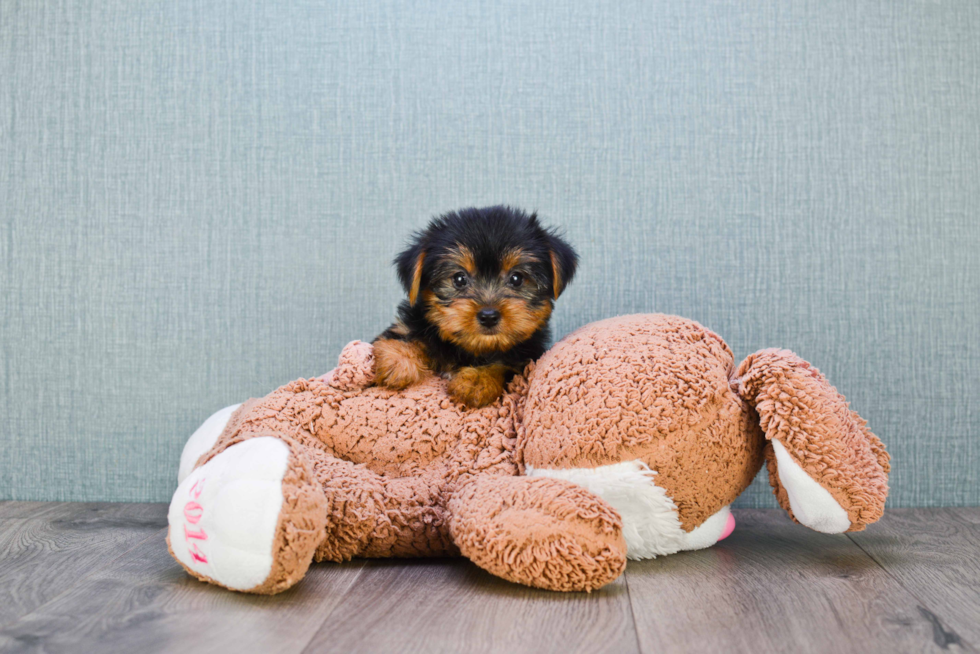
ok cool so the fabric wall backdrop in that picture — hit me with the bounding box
[1,1,978,505]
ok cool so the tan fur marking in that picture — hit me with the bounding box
[408,252,425,306]
[447,245,476,275]
[447,364,508,407]
[373,338,430,389]
[550,250,562,299]
[501,248,538,273]
[498,297,551,345]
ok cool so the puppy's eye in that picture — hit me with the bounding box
[507,272,524,288]
[452,272,468,289]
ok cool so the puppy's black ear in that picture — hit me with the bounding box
[395,237,426,306]
[544,229,578,299]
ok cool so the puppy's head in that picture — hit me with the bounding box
[395,206,578,356]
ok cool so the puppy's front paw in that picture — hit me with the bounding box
[373,338,430,390]
[447,365,506,408]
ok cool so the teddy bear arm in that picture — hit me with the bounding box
[447,475,628,592]
[737,349,889,533]
[321,340,376,391]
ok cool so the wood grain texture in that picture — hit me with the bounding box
[625,510,974,654]
[2,504,978,654]
[0,502,167,522]
[0,503,167,628]
[302,558,639,654]
[848,508,980,650]
[0,503,62,520]
[0,531,367,654]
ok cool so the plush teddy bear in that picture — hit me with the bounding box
[168,314,889,594]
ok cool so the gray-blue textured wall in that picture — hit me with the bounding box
[1,1,978,505]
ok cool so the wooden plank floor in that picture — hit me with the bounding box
[0,505,976,654]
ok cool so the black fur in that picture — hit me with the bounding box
[377,205,578,376]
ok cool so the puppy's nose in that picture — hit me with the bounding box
[477,308,501,328]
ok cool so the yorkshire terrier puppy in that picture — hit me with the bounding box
[373,206,578,408]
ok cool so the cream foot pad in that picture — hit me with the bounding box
[168,437,290,591]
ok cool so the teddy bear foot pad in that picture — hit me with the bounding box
[168,437,296,591]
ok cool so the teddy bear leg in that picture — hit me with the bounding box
[167,435,328,594]
[448,475,627,592]
[737,349,890,533]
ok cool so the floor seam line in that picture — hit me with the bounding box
[623,569,645,654]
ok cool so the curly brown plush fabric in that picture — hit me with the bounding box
[171,313,889,594]
[519,314,765,530]
[199,357,525,560]
[736,349,890,531]
[448,475,627,592]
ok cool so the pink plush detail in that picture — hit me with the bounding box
[183,501,203,524]
[718,512,736,541]
[189,545,208,564]
[184,524,207,541]
[181,478,210,562]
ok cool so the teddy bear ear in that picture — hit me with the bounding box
[323,341,376,390]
